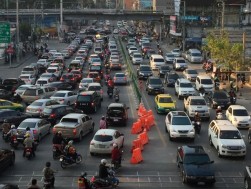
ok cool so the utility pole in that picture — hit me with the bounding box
[60,0,63,39]
[16,0,20,63]
[221,0,225,34]
[182,1,186,52]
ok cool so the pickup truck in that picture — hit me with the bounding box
[53,113,94,141]
[184,96,210,121]
[0,78,25,93]
[244,166,251,189]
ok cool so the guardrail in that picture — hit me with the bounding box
[118,36,142,104]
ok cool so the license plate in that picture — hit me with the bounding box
[99,144,106,148]
[26,152,30,155]
[81,103,86,105]
[53,148,57,151]
[114,119,118,121]
[180,135,187,137]
[60,158,63,161]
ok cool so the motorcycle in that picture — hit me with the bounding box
[90,168,119,189]
[215,82,220,90]
[230,96,237,104]
[59,153,82,169]
[10,135,19,149]
[43,178,54,189]
[107,88,113,98]
[53,144,65,160]
[3,132,10,143]
[77,172,92,189]
[24,147,34,160]
[216,112,226,120]
[192,121,201,134]
[114,94,119,102]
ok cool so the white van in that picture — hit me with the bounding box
[195,75,214,93]
[187,49,203,63]
[149,54,165,69]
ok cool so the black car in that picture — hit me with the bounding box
[146,77,164,95]
[47,81,75,91]
[41,104,79,125]
[177,145,215,185]
[146,49,156,59]
[0,78,25,93]
[137,65,153,80]
[75,91,102,113]
[164,72,180,87]
[60,73,76,87]
[0,184,19,189]
[0,89,13,100]
[106,103,129,126]
[208,91,230,109]
[0,148,15,173]
[158,65,171,78]
[0,109,32,128]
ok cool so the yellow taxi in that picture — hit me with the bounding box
[154,94,176,114]
[0,99,24,112]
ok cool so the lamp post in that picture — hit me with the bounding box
[60,0,63,39]
[16,0,20,62]
[181,0,186,52]
[221,0,225,34]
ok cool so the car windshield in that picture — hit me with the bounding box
[177,59,186,63]
[191,53,201,56]
[134,54,142,58]
[159,97,173,103]
[233,109,249,116]
[43,107,52,114]
[172,117,191,125]
[161,66,170,71]
[94,134,113,142]
[140,67,151,71]
[90,66,101,70]
[150,79,162,85]
[108,107,125,116]
[3,79,18,85]
[190,99,206,105]
[187,70,198,74]
[219,131,241,139]
[77,95,91,102]
[154,58,164,63]
[61,118,78,123]
[53,93,65,97]
[166,53,174,57]
[168,74,179,80]
[201,79,213,84]
[88,86,101,90]
[213,92,227,99]
[116,73,125,77]
[180,83,193,88]
[19,122,36,128]
[82,79,93,83]
[30,102,43,106]
[183,154,211,164]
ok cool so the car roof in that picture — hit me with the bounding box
[95,129,117,135]
[180,145,206,154]
[32,99,54,103]
[229,105,246,110]
[157,94,172,98]
[197,75,211,79]
[108,103,125,108]
[213,120,238,130]
[63,113,85,118]
[79,91,95,95]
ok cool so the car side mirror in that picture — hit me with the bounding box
[210,160,214,164]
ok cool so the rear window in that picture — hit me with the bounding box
[154,58,164,63]
[77,95,91,102]
[19,122,36,128]
[3,79,18,85]
[90,66,101,71]
[201,79,213,84]
[30,102,43,106]
[23,89,36,96]
[53,93,66,97]
[108,107,125,116]
[43,107,53,114]
[61,118,78,123]
[88,86,101,90]
[94,134,113,142]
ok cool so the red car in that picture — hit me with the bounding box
[71,70,83,82]
[87,71,101,83]
[60,73,76,86]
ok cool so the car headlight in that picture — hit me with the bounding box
[148,86,153,89]
[222,145,227,149]
[170,128,177,133]
[241,145,246,149]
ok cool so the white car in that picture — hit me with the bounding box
[87,82,103,100]
[89,129,124,155]
[53,52,64,59]
[173,57,188,71]
[175,78,195,99]
[183,69,198,82]
[50,90,77,106]
[49,50,57,56]
[46,67,61,78]
[19,74,36,85]
[37,59,49,67]
[165,53,175,64]
[15,84,35,96]
[113,29,118,34]
[128,46,138,55]
[35,77,51,87]
[165,111,195,141]
[171,48,181,57]
[226,105,251,128]
[132,52,143,65]
[79,78,94,89]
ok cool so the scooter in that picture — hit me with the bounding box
[10,135,19,149]
[52,144,65,160]
[43,178,54,189]
[59,153,82,169]
[192,121,201,134]
[230,96,237,105]
[2,132,10,143]
[90,168,119,189]
[114,94,119,102]
[24,147,34,160]
[107,88,113,98]
[216,112,226,120]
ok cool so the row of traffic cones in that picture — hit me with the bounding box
[130,103,154,164]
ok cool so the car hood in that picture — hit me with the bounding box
[234,116,251,122]
[213,98,229,103]
[179,87,195,92]
[139,71,152,75]
[183,163,215,176]
[220,139,245,146]
[149,84,163,88]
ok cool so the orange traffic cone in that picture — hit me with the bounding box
[130,148,143,164]
[131,121,143,134]
[138,130,149,145]
[147,114,155,127]
[137,103,145,117]
[146,110,153,116]
[131,139,144,153]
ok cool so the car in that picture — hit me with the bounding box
[50,90,77,106]
[87,72,101,83]
[158,65,171,78]
[0,99,24,112]
[46,67,61,79]
[0,89,13,100]
[0,78,25,92]
[165,111,195,141]
[39,73,57,83]
[17,118,51,142]
[113,72,127,85]
[226,105,251,128]
[70,70,83,82]
[145,76,164,95]
[175,78,196,99]
[89,129,124,155]
[26,99,59,117]
[208,120,246,158]
[47,81,75,91]
[89,64,103,78]
[154,94,176,114]
[61,49,71,59]
[0,109,32,129]
[60,73,77,86]
[177,145,215,185]
[113,29,119,34]
[110,60,122,70]
[0,148,15,173]
[79,78,94,89]
[208,91,231,109]
[67,61,82,72]
[35,77,51,87]
[41,104,78,125]
[128,46,138,55]
[75,91,102,113]
[87,83,103,100]
[183,69,198,82]
[37,59,49,67]
[146,49,156,59]
[171,48,181,57]
[137,65,153,80]
[15,84,35,96]
[165,53,175,64]
[106,103,129,126]
[132,52,143,65]
[195,75,214,93]
[19,74,36,85]
[164,72,180,87]
[173,57,188,71]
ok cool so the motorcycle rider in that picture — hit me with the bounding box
[114,87,120,95]
[64,140,77,162]
[99,116,107,129]
[26,127,34,140]
[111,143,122,166]
[216,106,222,114]
[2,119,11,137]
[23,133,35,157]
[107,78,114,89]
[52,131,67,152]
[99,159,110,182]
[43,162,56,188]
[199,86,205,97]
[7,125,17,144]
[194,112,201,122]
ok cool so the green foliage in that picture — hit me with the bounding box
[19,23,31,41]
[202,31,244,71]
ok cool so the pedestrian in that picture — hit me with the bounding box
[99,116,107,129]
[28,178,41,189]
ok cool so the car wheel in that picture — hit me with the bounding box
[78,132,83,142]
[209,136,213,146]
[217,147,222,158]
[165,126,168,133]
[244,178,249,189]
[169,133,173,141]
[90,152,95,156]
[178,94,181,100]
[182,172,187,183]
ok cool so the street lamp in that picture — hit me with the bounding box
[180,0,186,52]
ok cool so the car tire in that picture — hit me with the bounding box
[182,172,187,183]
[178,94,181,100]
[217,147,222,158]
[209,136,213,146]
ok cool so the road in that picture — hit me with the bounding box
[0,33,250,189]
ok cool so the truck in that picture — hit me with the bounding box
[183,96,210,121]
[53,113,95,141]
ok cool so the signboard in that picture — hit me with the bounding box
[0,22,10,43]
[6,47,14,54]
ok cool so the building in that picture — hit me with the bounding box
[124,0,134,10]
[152,0,167,11]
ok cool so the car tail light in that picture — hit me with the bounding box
[50,113,56,118]
[33,130,37,134]
[91,102,94,106]
[73,129,77,135]
[60,78,63,81]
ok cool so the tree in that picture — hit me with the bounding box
[19,23,31,42]
[202,31,244,71]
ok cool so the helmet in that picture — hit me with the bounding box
[46,162,51,167]
[58,131,62,135]
[113,143,118,148]
[102,116,105,120]
[26,127,30,131]
[68,140,73,146]
[217,106,221,109]
[195,112,198,116]
[101,159,107,165]
[115,87,118,90]
[11,125,15,129]
[3,119,8,123]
